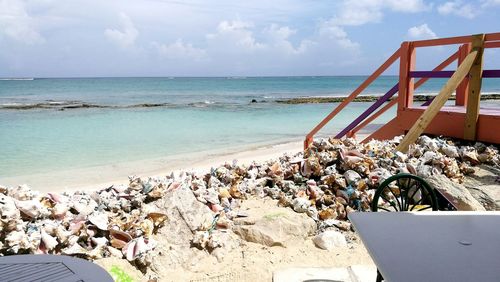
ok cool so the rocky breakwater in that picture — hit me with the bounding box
[0,135,499,279]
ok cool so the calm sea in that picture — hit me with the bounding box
[1,76,499,177]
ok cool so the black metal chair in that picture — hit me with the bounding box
[371,173,439,212]
[370,173,439,281]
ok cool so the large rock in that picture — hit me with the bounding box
[151,185,214,268]
[463,165,500,211]
[427,174,485,211]
[312,230,348,250]
[465,187,498,211]
[155,185,213,233]
[233,199,316,247]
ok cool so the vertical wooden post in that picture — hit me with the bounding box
[398,42,415,112]
[398,42,409,112]
[456,43,471,106]
[407,43,416,109]
[463,34,485,141]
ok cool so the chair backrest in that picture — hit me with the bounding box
[371,173,439,212]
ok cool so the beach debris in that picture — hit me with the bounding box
[0,135,498,274]
[0,194,21,232]
[312,230,348,250]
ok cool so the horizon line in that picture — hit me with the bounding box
[0,75,402,79]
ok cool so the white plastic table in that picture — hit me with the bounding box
[0,254,113,282]
[348,211,500,282]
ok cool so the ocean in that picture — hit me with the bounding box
[1,76,499,179]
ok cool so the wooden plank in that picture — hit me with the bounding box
[484,41,500,48]
[463,34,485,141]
[399,42,416,111]
[410,71,454,78]
[411,69,499,78]
[406,43,416,108]
[410,32,499,48]
[483,70,500,77]
[456,44,471,106]
[484,32,500,41]
[412,35,472,48]
[398,42,409,111]
[396,50,478,152]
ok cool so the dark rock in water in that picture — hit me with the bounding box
[251,99,258,103]
[276,93,500,104]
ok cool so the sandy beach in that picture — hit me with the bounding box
[0,139,304,192]
[1,133,497,282]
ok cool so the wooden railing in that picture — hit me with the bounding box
[303,48,401,149]
[304,32,500,149]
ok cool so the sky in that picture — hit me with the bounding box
[0,0,499,77]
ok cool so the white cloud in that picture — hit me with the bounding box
[151,39,206,61]
[437,1,478,19]
[263,24,314,55]
[318,20,360,49]
[333,0,431,26]
[407,24,437,39]
[104,12,138,48]
[481,0,500,7]
[205,20,357,57]
[200,19,362,75]
[385,0,432,12]
[206,20,265,51]
[0,0,45,44]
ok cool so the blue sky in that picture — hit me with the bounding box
[0,0,499,77]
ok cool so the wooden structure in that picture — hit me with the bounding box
[304,32,500,150]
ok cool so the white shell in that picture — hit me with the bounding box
[88,212,109,230]
[41,230,58,251]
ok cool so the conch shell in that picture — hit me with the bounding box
[62,243,88,256]
[88,212,109,231]
[0,194,20,232]
[16,200,45,219]
[109,229,132,249]
[40,230,58,252]
[146,212,167,228]
[51,203,69,220]
[122,237,155,261]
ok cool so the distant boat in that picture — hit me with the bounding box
[0,78,35,81]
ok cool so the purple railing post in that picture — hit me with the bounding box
[335,83,399,139]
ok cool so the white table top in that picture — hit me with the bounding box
[348,211,500,282]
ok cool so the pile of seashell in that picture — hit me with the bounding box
[0,135,498,271]
[0,179,168,270]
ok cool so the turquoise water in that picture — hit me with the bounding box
[1,76,499,177]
